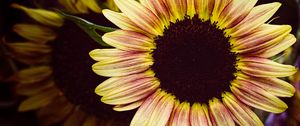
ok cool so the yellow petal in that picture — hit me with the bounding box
[80,0,102,13]
[11,3,63,27]
[211,0,232,23]
[113,100,143,111]
[6,42,51,56]
[15,66,52,84]
[13,24,56,43]
[165,0,187,22]
[195,0,214,21]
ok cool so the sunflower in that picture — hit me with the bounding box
[90,0,298,125]
[6,0,134,126]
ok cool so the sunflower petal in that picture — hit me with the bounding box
[80,0,102,13]
[232,24,291,54]
[6,42,52,56]
[211,0,231,23]
[11,4,63,27]
[226,2,281,37]
[222,92,263,126]
[62,108,87,126]
[218,0,257,29]
[209,98,234,126]
[170,102,190,126]
[102,30,155,51]
[195,0,214,21]
[18,88,59,111]
[14,66,52,84]
[16,80,54,96]
[113,100,143,111]
[190,103,212,126]
[238,57,297,77]
[101,79,159,105]
[187,0,196,17]
[13,24,56,43]
[165,0,187,21]
[256,34,297,58]
[237,73,295,97]
[102,9,146,33]
[114,0,163,35]
[148,94,175,126]
[140,0,170,26]
[130,90,166,126]
[231,80,288,113]
[89,49,146,61]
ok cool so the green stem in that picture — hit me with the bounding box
[55,9,116,47]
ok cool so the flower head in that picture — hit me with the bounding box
[91,0,297,125]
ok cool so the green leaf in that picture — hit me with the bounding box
[55,9,116,47]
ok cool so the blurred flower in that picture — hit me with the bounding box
[90,0,297,125]
[5,0,134,126]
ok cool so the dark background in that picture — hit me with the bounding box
[0,0,299,126]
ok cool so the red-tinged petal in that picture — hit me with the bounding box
[195,0,214,21]
[238,57,297,77]
[211,0,232,23]
[148,94,175,126]
[101,79,160,105]
[140,0,170,26]
[231,81,288,113]
[237,73,295,97]
[130,90,166,126]
[89,49,147,61]
[102,30,155,51]
[209,98,234,126]
[187,0,196,17]
[255,34,297,58]
[165,0,187,21]
[232,24,291,54]
[226,2,281,37]
[102,9,147,35]
[170,102,190,126]
[113,100,143,111]
[95,71,155,96]
[190,103,212,126]
[114,0,163,35]
[222,92,263,126]
[218,0,257,29]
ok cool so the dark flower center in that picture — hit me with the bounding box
[152,15,238,103]
[52,13,134,123]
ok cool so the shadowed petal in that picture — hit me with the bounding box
[218,0,257,29]
[190,103,212,126]
[114,0,163,35]
[222,92,263,126]
[226,2,281,37]
[232,24,291,54]
[237,73,295,97]
[238,57,297,77]
[102,30,155,51]
[231,80,288,113]
[209,98,234,126]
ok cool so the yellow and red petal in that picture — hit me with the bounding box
[140,0,170,26]
[238,57,297,77]
[226,2,281,37]
[114,0,163,35]
[222,92,263,126]
[113,100,143,111]
[169,102,190,126]
[89,49,146,61]
[190,103,212,126]
[195,0,214,21]
[102,30,155,51]
[211,0,231,24]
[232,81,288,113]
[232,24,291,54]
[209,98,234,126]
